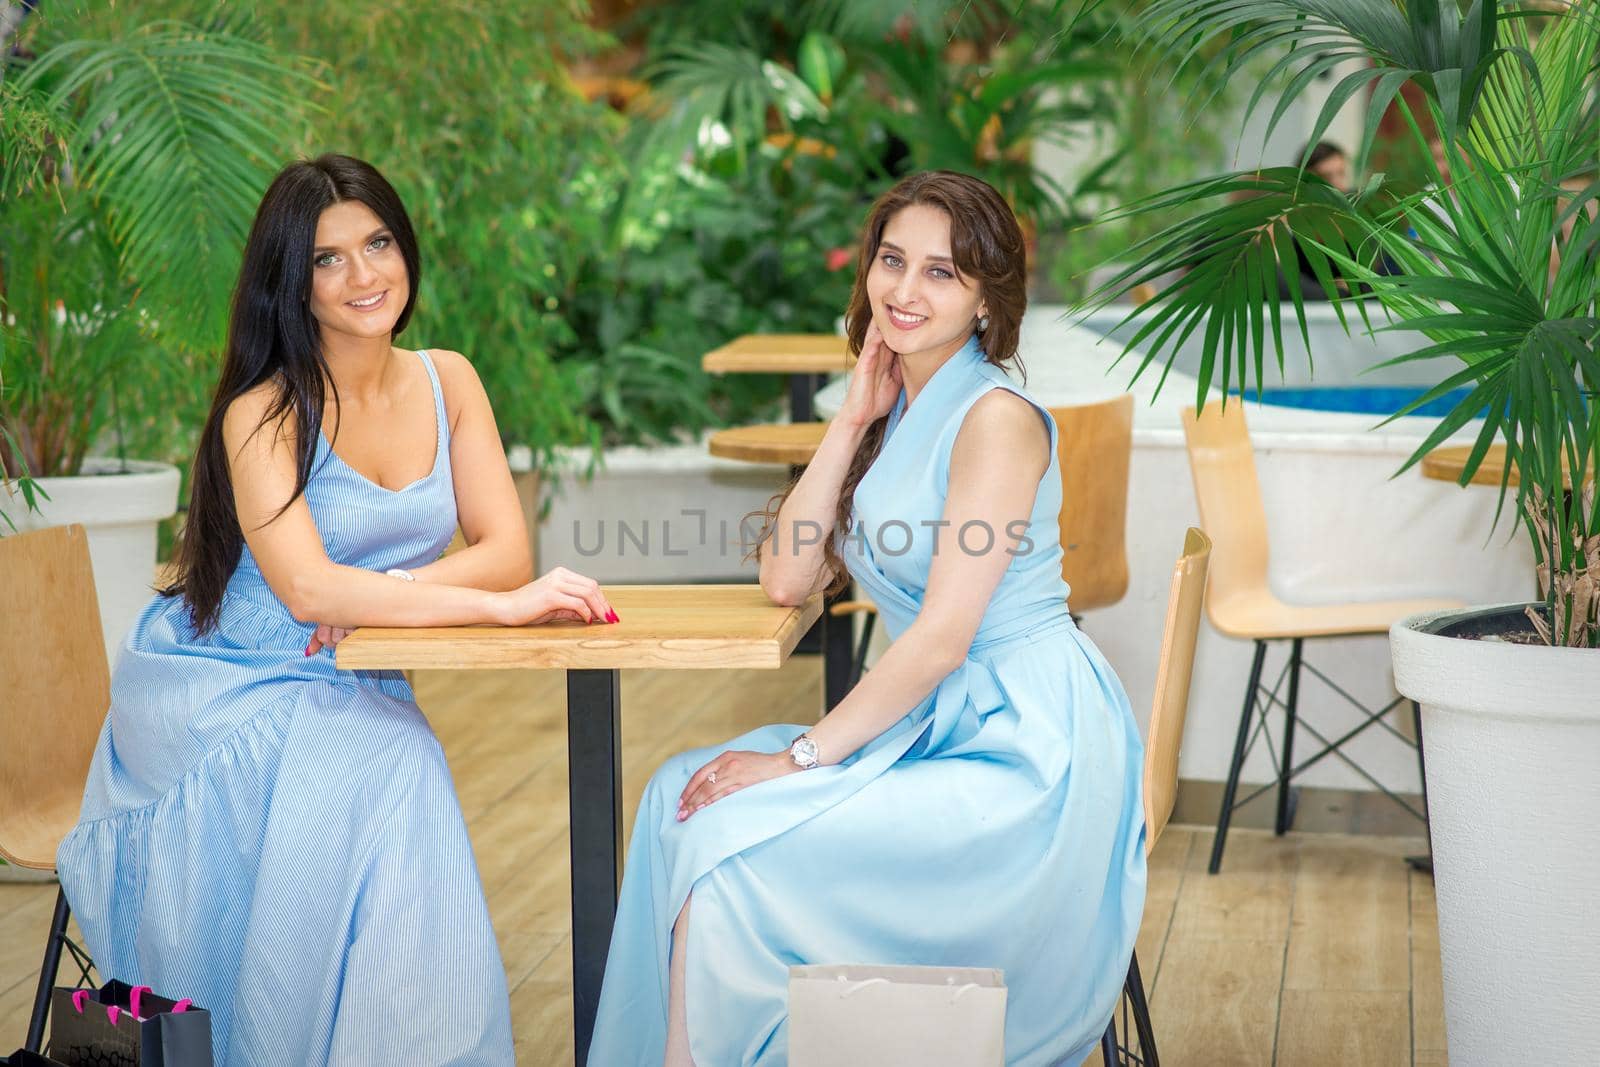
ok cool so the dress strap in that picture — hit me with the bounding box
[413,350,451,449]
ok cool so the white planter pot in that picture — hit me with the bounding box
[1391,606,1600,1063]
[2,459,181,660]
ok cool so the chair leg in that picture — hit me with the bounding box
[1209,640,1268,874]
[25,886,70,1053]
[1125,950,1159,1067]
[847,611,876,688]
[1275,638,1304,836]
[1100,1015,1119,1066]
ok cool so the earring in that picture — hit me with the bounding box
[977,314,990,333]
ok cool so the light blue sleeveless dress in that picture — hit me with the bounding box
[588,337,1147,1066]
[56,350,514,1066]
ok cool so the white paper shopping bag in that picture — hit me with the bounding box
[788,963,1007,1067]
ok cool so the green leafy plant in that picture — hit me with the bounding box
[632,0,1124,236]
[0,13,311,484]
[560,135,862,445]
[1083,0,1600,647]
[81,1,620,469]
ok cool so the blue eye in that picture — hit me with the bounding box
[314,252,337,268]
[881,253,903,269]
[369,235,391,252]
[929,267,953,279]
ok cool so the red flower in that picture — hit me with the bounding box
[825,247,854,272]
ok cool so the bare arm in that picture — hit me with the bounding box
[681,388,1050,813]
[404,349,533,591]
[760,323,902,605]
[223,387,611,632]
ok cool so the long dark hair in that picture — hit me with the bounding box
[753,170,1028,594]
[163,154,421,633]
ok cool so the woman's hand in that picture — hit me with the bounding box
[677,750,800,820]
[304,623,354,656]
[835,321,902,431]
[494,566,616,626]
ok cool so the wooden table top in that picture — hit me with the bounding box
[702,334,853,375]
[1421,443,1588,488]
[336,585,821,672]
[708,422,828,465]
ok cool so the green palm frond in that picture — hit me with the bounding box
[1088,166,1381,402]
[0,80,74,199]
[1139,0,1509,175]
[1086,0,1600,644]
[634,41,827,169]
[16,20,316,351]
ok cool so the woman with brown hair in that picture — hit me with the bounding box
[588,171,1146,1066]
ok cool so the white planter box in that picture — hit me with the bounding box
[1392,607,1600,1062]
[2,459,181,660]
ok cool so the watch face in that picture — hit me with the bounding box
[792,736,819,767]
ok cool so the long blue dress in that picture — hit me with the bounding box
[56,350,514,1066]
[588,337,1147,1066]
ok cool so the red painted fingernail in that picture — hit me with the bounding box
[304,641,316,656]
[607,610,620,623]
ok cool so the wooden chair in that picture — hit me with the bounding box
[833,393,1135,688]
[0,525,105,1052]
[1182,403,1459,874]
[1100,527,1211,1067]
[1058,393,1133,615]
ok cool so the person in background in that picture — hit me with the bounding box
[1284,140,1355,300]
[1305,140,1351,192]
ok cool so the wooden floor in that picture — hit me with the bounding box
[0,656,1446,1065]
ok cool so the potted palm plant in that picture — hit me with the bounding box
[0,11,306,654]
[1082,0,1598,1059]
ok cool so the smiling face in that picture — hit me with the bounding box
[308,200,410,343]
[865,203,987,361]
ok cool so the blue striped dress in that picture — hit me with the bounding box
[56,350,514,1065]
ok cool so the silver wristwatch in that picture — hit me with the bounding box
[384,568,416,582]
[789,734,820,770]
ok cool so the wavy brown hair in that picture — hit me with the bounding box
[750,170,1029,595]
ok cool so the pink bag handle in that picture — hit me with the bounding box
[71,990,90,1014]
[129,986,152,1021]
[172,999,192,1014]
[106,1006,122,1026]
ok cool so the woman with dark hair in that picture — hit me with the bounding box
[588,171,1145,1066]
[56,154,612,1065]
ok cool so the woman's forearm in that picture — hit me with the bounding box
[284,562,510,629]
[408,530,533,592]
[759,418,866,603]
[803,623,965,765]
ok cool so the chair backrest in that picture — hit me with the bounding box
[1050,394,1133,614]
[1143,527,1211,853]
[1180,403,1271,619]
[0,524,111,869]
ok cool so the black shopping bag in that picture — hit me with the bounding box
[48,982,211,1067]
[4,1050,72,1066]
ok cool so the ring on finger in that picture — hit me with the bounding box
[708,770,718,785]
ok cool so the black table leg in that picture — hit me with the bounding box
[822,590,854,713]
[788,373,820,424]
[567,669,621,1066]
